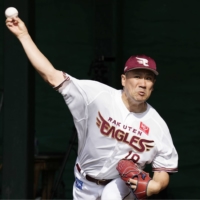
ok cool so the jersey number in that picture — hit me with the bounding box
[125,151,140,163]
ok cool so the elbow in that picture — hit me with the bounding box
[46,76,56,86]
[39,73,54,86]
[153,182,164,194]
[40,70,63,87]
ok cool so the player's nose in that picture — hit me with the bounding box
[139,78,146,87]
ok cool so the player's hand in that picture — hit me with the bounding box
[5,17,29,39]
[128,178,137,190]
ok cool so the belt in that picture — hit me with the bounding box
[76,163,112,186]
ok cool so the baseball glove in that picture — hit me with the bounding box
[116,159,151,200]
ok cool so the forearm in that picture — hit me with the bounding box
[147,180,164,196]
[6,17,64,86]
[18,33,63,86]
[147,171,169,196]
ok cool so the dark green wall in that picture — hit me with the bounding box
[0,0,3,154]
[34,0,95,153]
[1,0,200,199]
[34,1,95,197]
[123,1,200,198]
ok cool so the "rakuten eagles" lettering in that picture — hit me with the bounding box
[96,112,154,152]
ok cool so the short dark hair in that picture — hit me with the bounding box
[125,69,156,80]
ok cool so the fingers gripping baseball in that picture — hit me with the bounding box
[116,159,151,200]
[6,17,28,38]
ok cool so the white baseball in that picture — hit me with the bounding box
[5,7,18,18]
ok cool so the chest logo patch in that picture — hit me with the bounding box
[140,122,149,135]
[96,112,154,152]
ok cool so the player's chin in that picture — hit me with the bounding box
[138,94,151,102]
[135,96,148,102]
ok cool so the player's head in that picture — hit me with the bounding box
[121,55,157,105]
[123,55,158,75]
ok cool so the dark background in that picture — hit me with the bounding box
[0,0,200,199]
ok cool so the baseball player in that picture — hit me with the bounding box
[5,17,178,200]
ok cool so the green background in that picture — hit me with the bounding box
[1,0,200,199]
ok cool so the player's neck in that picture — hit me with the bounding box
[129,102,147,113]
[121,92,147,113]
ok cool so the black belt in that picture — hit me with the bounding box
[76,163,112,186]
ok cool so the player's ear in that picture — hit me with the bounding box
[121,74,126,87]
[151,79,156,91]
[152,77,156,85]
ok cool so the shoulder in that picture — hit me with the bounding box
[146,104,172,141]
[148,104,169,131]
[76,78,117,96]
[57,73,118,102]
[56,73,115,92]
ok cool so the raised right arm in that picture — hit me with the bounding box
[5,17,65,87]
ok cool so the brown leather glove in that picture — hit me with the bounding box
[116,159,151,200]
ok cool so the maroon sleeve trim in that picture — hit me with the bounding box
[152,167,178,172]
[53,72,70,91]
